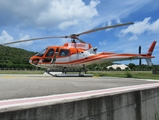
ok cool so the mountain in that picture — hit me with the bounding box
[0,45,37,69]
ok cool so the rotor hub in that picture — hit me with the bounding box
[70,34,79,39]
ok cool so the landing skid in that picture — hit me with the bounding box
[46,69,93,77]
[52,74,93,77]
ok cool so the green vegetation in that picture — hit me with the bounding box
[0,45,37,69]
[155,111,159,120]
[87,63,159,71]
[88,71,159,80]
[87,63,159,79]
[125,71,133,78]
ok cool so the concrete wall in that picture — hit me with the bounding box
[0,87,159,120]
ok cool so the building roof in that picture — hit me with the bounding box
[107,64,129,70]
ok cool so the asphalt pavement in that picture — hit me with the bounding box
[0,74,158,100]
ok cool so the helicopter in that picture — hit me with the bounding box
[3,22,157,76]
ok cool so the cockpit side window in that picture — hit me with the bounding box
[46,49,54,57]
[59,49,70,57]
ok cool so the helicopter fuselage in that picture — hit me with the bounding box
[29,41,156,70]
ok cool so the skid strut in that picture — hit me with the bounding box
[45,69,93,77]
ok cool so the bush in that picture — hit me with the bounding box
[125,71,133,78]
[108,67,114,71]
[116,67,121,71]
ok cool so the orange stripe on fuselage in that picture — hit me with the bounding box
[38,53,153,65]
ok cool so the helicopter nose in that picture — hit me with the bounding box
[29,56,40,65]
[29,59,32,64]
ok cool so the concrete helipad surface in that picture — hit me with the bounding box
[0,74,158,100]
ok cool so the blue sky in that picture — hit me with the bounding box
[0,0,159,65]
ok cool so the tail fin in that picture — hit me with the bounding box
[147,41,156,56]
[145,41,157,66]
[146,58,152,66]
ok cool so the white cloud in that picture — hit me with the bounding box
[0,0,157,33]
[0,30,14,44]
[99,41,107,46]
[36,0,100,30]
[119,17,159,41]
[107,17,121,26]
[18,34,33,46]
[150,19,159,32]
[120,17,151,35]
[0,0,100,30]
[59,20,78,30]
[0,30,32,46]
[129,35,138,41]
[97,0,153,22]
[103,17,121,32]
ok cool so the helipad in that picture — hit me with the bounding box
[0,74,158,100]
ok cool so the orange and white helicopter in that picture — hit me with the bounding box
[3,22,157,76]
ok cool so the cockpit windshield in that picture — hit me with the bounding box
[36,48,47,57]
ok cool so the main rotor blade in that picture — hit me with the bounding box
[3,36,69,45]
[77,22,134,36]
[77,38,85,43]
[3,22,134,45]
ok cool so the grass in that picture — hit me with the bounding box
[88,71,159,80]
[0,70,159,80]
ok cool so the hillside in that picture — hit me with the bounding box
[0,45,37,69]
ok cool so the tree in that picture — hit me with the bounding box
[128,63,136,70]
[116,67,121,71]
[108,67,114,71]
